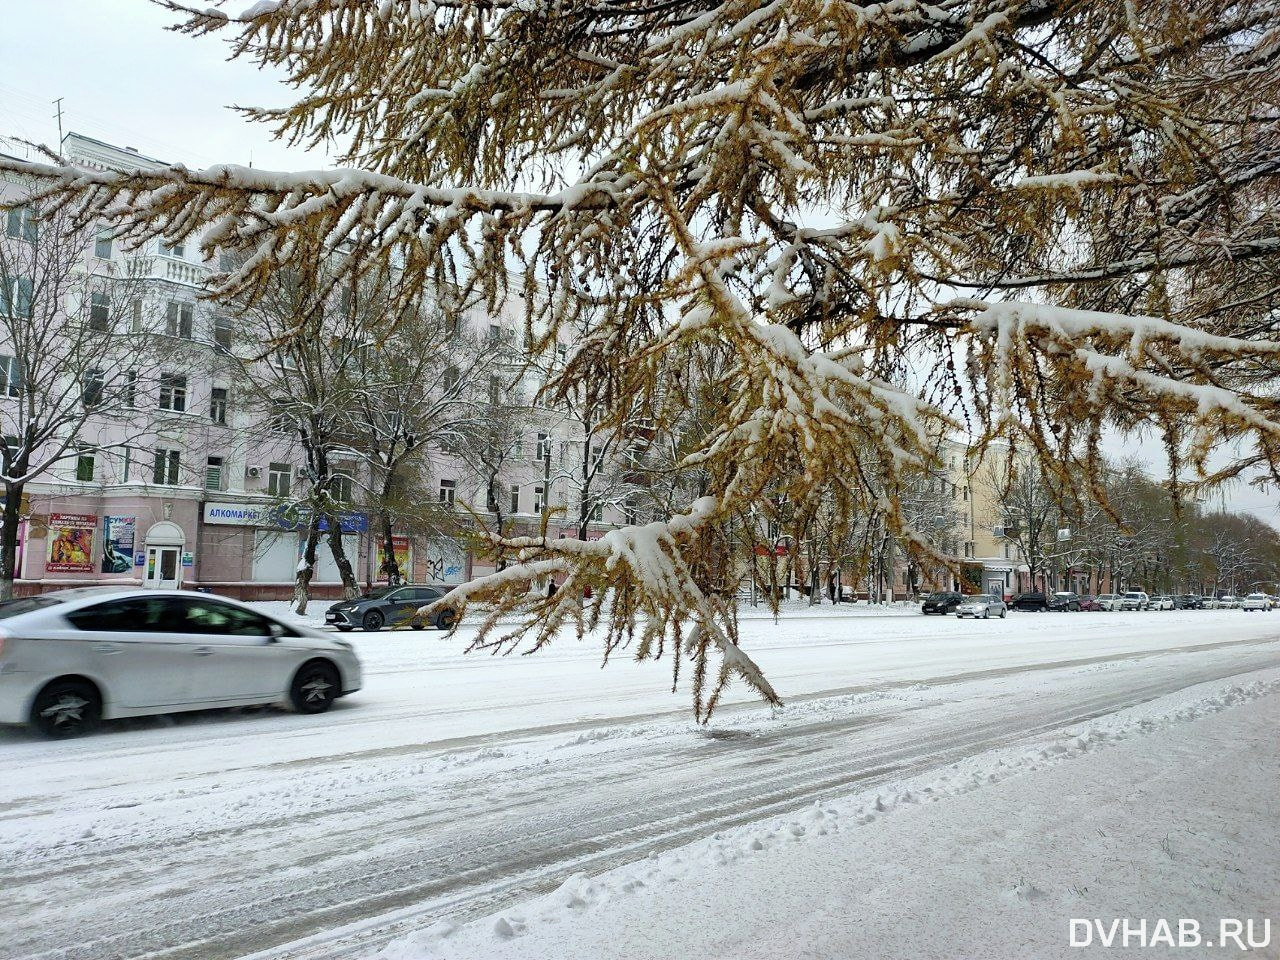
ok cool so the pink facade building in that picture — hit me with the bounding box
[1,133,625,598]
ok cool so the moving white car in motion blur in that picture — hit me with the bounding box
[0,588,362,737]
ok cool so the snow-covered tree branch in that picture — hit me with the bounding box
[4,0,1279,714]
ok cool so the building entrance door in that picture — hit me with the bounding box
[145,546,182,589]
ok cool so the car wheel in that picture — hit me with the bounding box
[362,610,385,632]
[411,623,425,631]
[336,625,354,633]
[982,609,990,619]
[31,680,101,738]
[290,661,340,714]
[436,608,458,630]
[1000,609,1007,618]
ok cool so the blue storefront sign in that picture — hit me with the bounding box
[203,501,368,533]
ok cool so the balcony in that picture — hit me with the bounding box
[125,255,210,288]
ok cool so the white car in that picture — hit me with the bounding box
[0,587,362,737]
[1119,591,1150,611]
[1149,596,1175,611]
[1219,595,1241,609]
[1201,596,1220,609]
[1241,593,1271,611]
[955,594,1008,619]
[1096,594,1123,611]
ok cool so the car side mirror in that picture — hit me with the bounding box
[267,622,288,641]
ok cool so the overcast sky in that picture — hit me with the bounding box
[0,1,329,170]
[3,2,1276,524]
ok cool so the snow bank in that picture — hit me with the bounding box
[378,671,1280,960]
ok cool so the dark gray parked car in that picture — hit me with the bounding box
[325,585,459,632]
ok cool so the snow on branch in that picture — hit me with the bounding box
[421,496,781,721]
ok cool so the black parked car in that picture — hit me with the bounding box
[921,591,964,615]
[1051,591,1082,611]
[1177,595,1203,609]
[325,584,459,632]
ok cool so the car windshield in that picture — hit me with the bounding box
[926,592,956,600]
[0,596,62,620]
[360,588,399,601]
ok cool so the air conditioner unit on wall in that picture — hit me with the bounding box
[246,465,262,479]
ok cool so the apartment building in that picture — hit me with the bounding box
[1,132,622,598]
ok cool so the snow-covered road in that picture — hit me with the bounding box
[3,609,1279,960]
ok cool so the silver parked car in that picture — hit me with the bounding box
[955,594,1008,619]
[0,588,362,737]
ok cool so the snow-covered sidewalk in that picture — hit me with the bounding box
[381,672,1280,960]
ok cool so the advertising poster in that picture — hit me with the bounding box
[46,513,97,573]
[378,536,413,582]
[100,515,136,573]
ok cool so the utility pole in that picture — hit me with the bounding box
[52,98,64,155]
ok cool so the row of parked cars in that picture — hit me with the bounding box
[922,590,1277,617]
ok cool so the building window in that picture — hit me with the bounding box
[509,484,520,514]
[75,446,95,482]
[332,473,354,502]
[533,484,546,513]
[166,301,194,338]
[556,343,568,367]
[488,374,501,406]
[5,206,37,242]
[89,292,111,331]
[209,387,228,425]
[267,462,292,498]
[153,447,180,485]
[0,275,33,319]
[94,229,113,259]
[82,369,105,407]
[121,370,136,407]
[205,456,224,491]
[488,323,502,343]
[269,408,292,434]
[591,501,603,522]
[158,373,187,412]
[964,541,974,558]
[130,299,143,333]
[0,355,20,397]
[158,240,185,258]
[536,433,550,461]
[443,366,459,393]
[212,315,232,353]
[439,478,456,505]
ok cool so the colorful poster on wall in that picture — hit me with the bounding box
[377,536,414,582]
[100,515,136,573]
[47,514,97,572]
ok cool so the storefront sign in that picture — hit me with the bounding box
[47,513,97,572]
[203,502,273,526]
[101,515,136,573]
[203,501,368,533]
[182,552,195,567]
